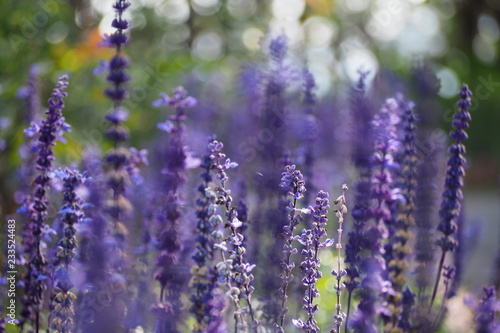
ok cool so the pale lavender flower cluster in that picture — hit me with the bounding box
[293,191,333,332]
[190,138,223,332]
[332,185,348,333]
[275,165,306,332]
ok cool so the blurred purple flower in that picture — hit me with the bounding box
[352,97,402,333]
[344,73,374,329]
[151,86,196,332]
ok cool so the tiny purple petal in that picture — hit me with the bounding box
[157,120,174,133]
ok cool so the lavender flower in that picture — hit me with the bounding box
[293,190,334,333]
[204,139,259,332]
[238,63,262,116]
[344,72,374,330]
[190,137,226,332]
[332,185,348,333]
[16,66,41,329]
[152,86,196,333]
[21,75,69,331]
[206,288,228,333]
[103,0,130,103]
[50,169,84,333]
[351,98,401,333]
[384,97,417,332]
[259,34,292,191]
[299,69,319,205]
[101,3,133,320]
[430,84,472,307]
[78,148,119,332]
[77,148,108,332]
[475,286,499,333]
[249,36,297,324]
[275,165,306,332]
[399,287,416,331]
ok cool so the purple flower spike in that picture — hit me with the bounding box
[153,86,197,134]
[275,165,306,331]
[383,95,417,331]
[210,142,259,332]
[21,75,69,331]
[190,137,225,332]
[352,97,402,333]
[475,286,499,332]
[50,169,84,333]
[101,0,130,50]
[299,68,319,205]
[399,287,416,331]
[344,72,374,330]
[430,84,472,308]
[294,190,333,333]
[269,34,287,62]
[280,165,306,200]
[152,86,196,332]
[98,2,138,330]
[331,185,348,333]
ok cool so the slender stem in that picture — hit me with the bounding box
[220,249,245,333]
[231,224,259,333]
[306,246,319,327]
[336,264,342,333]
[336,225,344,332]
[430,250,446,308]
[245,289,259,333]
[334,185,347,333]
[345,292,352,333]
[430,280,450,331]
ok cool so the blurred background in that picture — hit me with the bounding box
[1,0,499,181]
[0,1,499,330]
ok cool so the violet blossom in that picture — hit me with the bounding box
[50,169,84,333]
[152,86,196,333]
[293,190,334,333]
[275,164,306,332]
[21,75,69,331]
[430,84,472,308]
[351,98,402,333]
